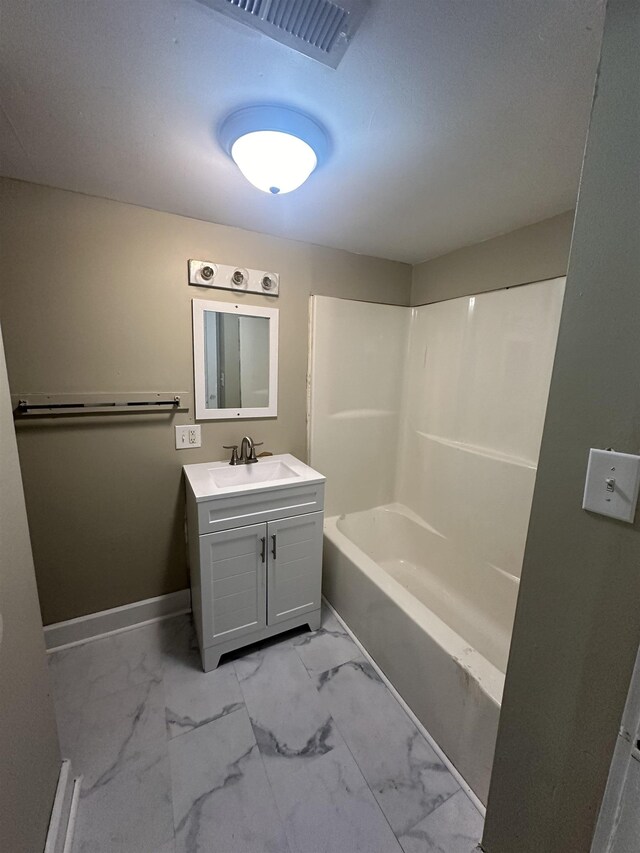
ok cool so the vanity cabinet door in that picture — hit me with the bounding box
[266,511,323,626]
[199,523,267,645]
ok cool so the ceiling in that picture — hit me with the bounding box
[0,0,604,264]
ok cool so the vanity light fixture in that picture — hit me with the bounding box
[219,105,329,195]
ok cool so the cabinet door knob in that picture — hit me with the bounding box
[271,534,277,560]
[260,537,266,563]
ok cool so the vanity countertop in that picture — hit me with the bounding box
[183,453,325,502]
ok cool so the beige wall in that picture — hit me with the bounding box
[411,210,574,306]
[483,1,640,851]
[0,322,61,852]
[0,178,411,625]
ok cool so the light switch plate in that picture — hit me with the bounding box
[582,448,640,523]
[175,425,201,449]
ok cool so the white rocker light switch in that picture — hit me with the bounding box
[582,448,640,523]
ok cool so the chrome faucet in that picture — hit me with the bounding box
[223,436,263,465]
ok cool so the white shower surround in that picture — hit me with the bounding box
[309,278,565,802]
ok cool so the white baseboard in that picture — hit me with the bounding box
[62,776,82,853]
[44,589,191,652]
[44,760,77,853]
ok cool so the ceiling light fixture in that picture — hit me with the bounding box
[219,105,329,196]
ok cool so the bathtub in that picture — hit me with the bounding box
[322,502,520,803]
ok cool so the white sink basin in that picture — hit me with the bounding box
[210,460,299,488]
[183,453,325,501]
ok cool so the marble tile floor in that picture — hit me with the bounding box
[48,604,483,853]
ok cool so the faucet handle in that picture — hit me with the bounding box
[248,442,263,462]
[223,444,239,466]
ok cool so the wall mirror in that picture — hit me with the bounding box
[192,298,278,420]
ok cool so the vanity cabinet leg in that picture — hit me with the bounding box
[307,610,321,632]
[201,646,222,672]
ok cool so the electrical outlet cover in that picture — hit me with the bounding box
[175,425,201,449]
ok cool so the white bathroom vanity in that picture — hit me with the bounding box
[183,454,325,671]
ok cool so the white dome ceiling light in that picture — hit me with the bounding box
[219,106,330,195]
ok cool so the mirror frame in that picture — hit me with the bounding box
[192,298,279,420]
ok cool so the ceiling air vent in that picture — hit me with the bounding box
[197,0,370,68]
